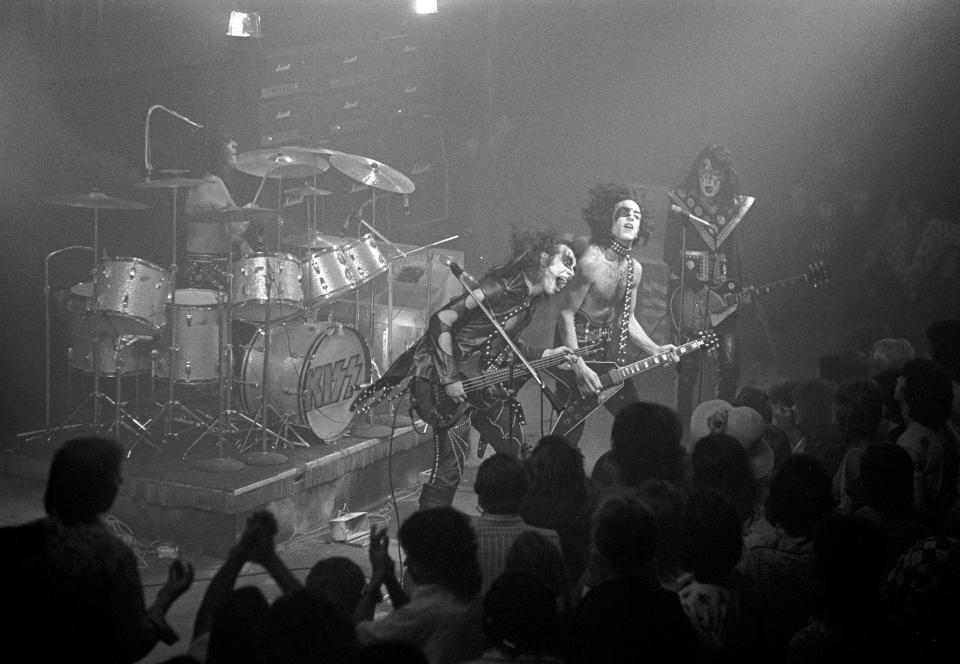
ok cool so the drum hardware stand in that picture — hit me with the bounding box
[182,285,246,472]
[28,245,96,442]
[238,261,292,465]
[101,337,159,449]
[134,179,210,447]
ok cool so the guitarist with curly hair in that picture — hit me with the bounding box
[353,229,578,509]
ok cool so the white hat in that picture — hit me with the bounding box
[688,399,732,452]
[725,406,775,479]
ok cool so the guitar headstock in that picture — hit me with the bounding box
[696,329,720,350]
[806,260,830,288]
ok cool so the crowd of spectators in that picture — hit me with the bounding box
[3,316,959,663]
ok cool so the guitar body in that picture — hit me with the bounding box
[669,283,736,338]
[550,361,625,438]
[408,375,474,429]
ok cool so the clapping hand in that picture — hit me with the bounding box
[368,524,395,582]
[234,510,279,565]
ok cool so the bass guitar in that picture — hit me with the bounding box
[550,331,719,438]
[409,341,605,429]
[670,260,829,338]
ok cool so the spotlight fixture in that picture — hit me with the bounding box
[227,10,262,38]
[414,0,438,15]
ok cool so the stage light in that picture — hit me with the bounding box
[227,10,262,38]
[414,0,438,15]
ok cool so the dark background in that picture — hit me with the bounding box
[2,0,959,437]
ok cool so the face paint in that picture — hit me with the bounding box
[610,199,642,244]
[698,158,723,199]
[540,245,576,295]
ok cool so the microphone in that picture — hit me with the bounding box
[669,204,713,230]
[402,194,410,215]
[443,258,479,287]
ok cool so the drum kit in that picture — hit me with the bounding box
[42,147,456,471]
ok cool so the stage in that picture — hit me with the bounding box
[0,410,434,556]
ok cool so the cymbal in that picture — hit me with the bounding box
[327,153,415,194]
[289,146,346,157]
[136,177,208,189]
[285,185,333,197]
[280,228,341,248]
[45,191,149,210]
[235,147,329,179]
[184,206,279,223]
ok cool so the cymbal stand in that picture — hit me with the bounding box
[133,184,209,450]
[181,282,245,472]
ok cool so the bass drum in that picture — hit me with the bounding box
[240,322,370,441]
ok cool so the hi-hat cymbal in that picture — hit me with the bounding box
[184,206,279,224]
[280,228,341,248]
[235,147,330,179]
[136,177,208,189]
[284,185,333,197]
[327,153,415,194]
[45,191,149,210]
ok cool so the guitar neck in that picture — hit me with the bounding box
[462,341,602,395]
[598,339,704,389]
[729,273,809,304]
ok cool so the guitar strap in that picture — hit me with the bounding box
[616,257,634,364]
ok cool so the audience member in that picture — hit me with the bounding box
[504,530,571,611]
[357,640,428,664]
[355,508,485,664]
[203,587,269,664]
[190,510,302,661]
[792,379,843,476]
[881,536,960,662]
[520,435,597,584]
[926,318,960,424]
[2,436,195,663]
[740,455,833,661]
[868,337,916,374]
[734,385,792,475]
[472,453,561,595]
[818,350,871,385]
[787,515,901,662]
[464,572,563,663]
[567,488,699,663]
[592,402,685,490]
[770,379,803,449]
[855,443,933,572]
[677,488,754,655]
[691,433,760,527]
[874,366,907,441]
[724,405,776,482]
[265,588,358,664]
[896,357,959,525]
[305,556,366,619]
[687,399,732,454]
[832,377,884,513]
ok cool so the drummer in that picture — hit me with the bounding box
[182,125,256,289]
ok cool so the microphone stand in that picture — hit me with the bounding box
[449,266,564,453]
[143,104,204,181]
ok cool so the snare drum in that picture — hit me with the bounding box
[240,321,370,441]
[89,257,171,336]
[342,233,389,286]
[302,245,358,308]
[231,252,303,322]
[155,289,221,384]
[66,282,151,375]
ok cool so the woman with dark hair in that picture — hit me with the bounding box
[895,357,959,525]
[677,488,754,655]
[741,455,834,660]
[690,433,760,527]
[832,377,884,513]
[354,228,577,509]
[3,436,195,663]
[792,378,844,476]
[356,508,486,664]
[667,145,754,430]
[592,401,685,490]
[520,434,597,584]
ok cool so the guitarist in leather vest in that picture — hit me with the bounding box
[353,229,577,510]
[666,145,755,431]
[555,183,679,445]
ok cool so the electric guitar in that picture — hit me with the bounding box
[670,261,829,338]
[408,341,605,429]
[550,331,719,438]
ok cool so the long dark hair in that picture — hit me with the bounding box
[582,182,650,246]
[490,226,570,286]
[44,436,123,525]
[679,144,740,206]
